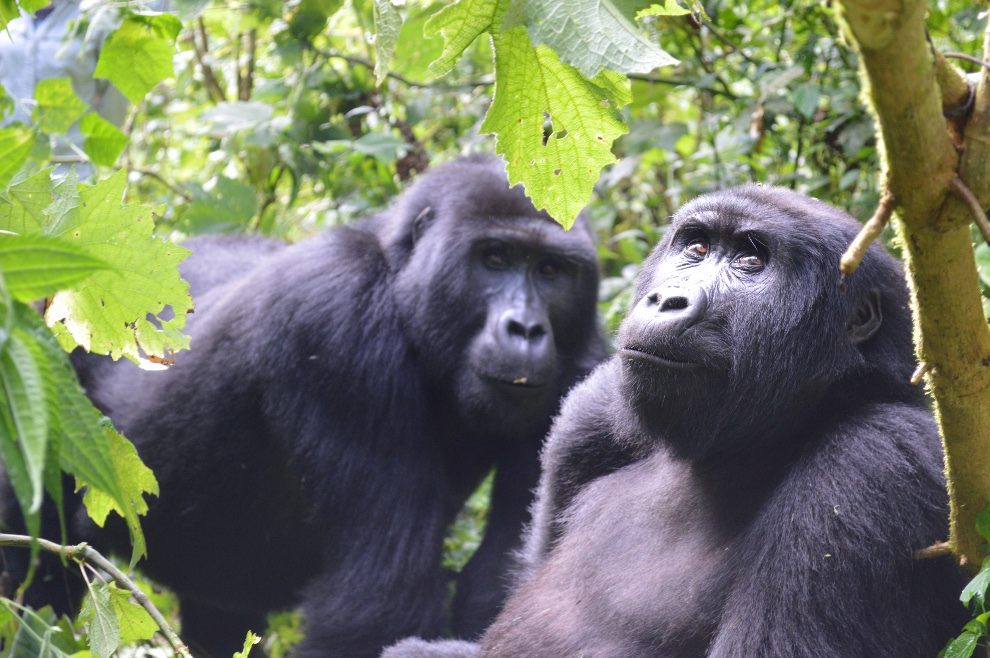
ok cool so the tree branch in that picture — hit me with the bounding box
[192,18,226,103]
[913,541,952,560]
[0,534,191,657]
[313,49,492,90]
[839,188,897,276]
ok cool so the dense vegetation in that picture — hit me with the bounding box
[0,0,989,655]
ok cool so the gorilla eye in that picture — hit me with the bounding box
[735,254,765,269]
[538,260,562,278]
[685,239,709,258]
[483,247,510,270]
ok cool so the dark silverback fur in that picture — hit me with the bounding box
[3,156,606,658]
[385,186,966,658]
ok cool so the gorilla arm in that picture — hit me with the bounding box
[708,403,965,657]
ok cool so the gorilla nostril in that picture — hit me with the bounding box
[660,296,689,312]
[528,324,547,340]
[646,292,660,305]
[507,319,527,338]
[507,319,546,341]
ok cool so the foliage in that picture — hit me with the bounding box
[0,0,985,655]
[941,507,990,658]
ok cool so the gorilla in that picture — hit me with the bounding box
[384,185,967,658]
[8,155,607,657]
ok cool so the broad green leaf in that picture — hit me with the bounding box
[105,583,157,643]
[482,28,630,227]
[79,583,121,658]
[0,126,34,189]
[42,171,191,360]
[942,631,980,658]
[637,0,691,17]
[0,0,17,31]
[93,18,178,104]
[0,83,12,120]
[374,0,403,85]
[234,631,262,658]
[7,605,72,658]
[961,556,990,609]
[392,4,445,81]
[21,308,155,565]
[21,0,51,10]
[520,0,678,78]
[424,0,507,77]
[289,0,344,39]
[79,114,127,167]
[0,169,56,234]
[130,12,183,41]
[32,78,87,135]
[81,428,158,565]
[792,83,821,120]
[0,328,47,522]
[182,176,258,233]
[0,234,109,301]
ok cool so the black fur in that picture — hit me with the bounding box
[385,186,966,658]
[6,155,606,658]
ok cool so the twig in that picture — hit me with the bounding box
[627,73,737,98]
[949,176,990,246]
[192,18,226,103]
[944,52,990,71]
[240,29,257,101]
[133,168,193,202]
[0,533,192,657]
[910,361,930,385]
[839,189,897,276]
[913,541,952,560]
[313,49,491,90]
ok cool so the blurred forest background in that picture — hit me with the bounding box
[0,0,989,656]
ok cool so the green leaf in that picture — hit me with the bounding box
[81,428,158,566]
[234,631,262,658]
[105,583,157,643]
[482,27,630,227]
[0,82,13,120]
[0,235,110,301]
[961,556,990,609]
[21,0,52,10]
[7,605,72,658]
[520,0,678,78]
[392,4,445,81]
[637,0,691,17]
[79,114,127,167]
[792,83,821,120]
[20,308,156,565]
[182,176,258,233]
[0,329,49,516]
[0,0,17,31]
[32,78,88,135]
[942,631,980,658]
[374,0,403,85]
[93,18,178,104]
[424,0,507,77]
[0,125,34,189]
[289,0,344,39]
[0,169,55,235]
[79,583,121,658]
[41,171,192,361]
[200,101,274,136]
[977,504,990,543]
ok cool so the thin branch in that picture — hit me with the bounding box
[913,541,952,560]
[313,49,492,90]
[949,176,990,246]
[133,169,193,202]
[192,18,226,103]
[944,52,990,71]
[911,361,931,385]
[240,29,257,101]
[0,533,191,657]
[839,189,897,276]
[627,73,738,99]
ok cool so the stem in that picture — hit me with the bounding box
[0,534,192,658]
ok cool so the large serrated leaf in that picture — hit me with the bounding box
[41,171,191,361]
[0,126,34,189]
[106,583,157,642]
[93,18,178,104]
[32,78,88,135]
[0,234,110,301]
[424,0,507,77]
[520,0,678,77]
[482,27,630,227]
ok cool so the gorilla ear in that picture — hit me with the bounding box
[847,289,883,345]
[412,206,434,245]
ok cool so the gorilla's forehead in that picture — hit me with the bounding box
[453,214,595,253]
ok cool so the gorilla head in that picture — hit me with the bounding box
[617,185,915,457]
[385,156,602,436]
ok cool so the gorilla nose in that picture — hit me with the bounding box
[637,285,707,333]
[501,310,548,345]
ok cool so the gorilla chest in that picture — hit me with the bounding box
[552,453,743,652]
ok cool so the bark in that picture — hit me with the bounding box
[835,0,990,570]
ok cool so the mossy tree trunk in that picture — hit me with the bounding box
[834,0,990,571]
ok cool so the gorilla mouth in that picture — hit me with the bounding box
[619,347,701,370]
[480,373,547,390]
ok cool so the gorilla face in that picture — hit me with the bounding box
[617,187,893,455]
[391,178,601,438]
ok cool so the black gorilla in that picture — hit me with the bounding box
[18,156,607,657]
[385,185,966,658]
